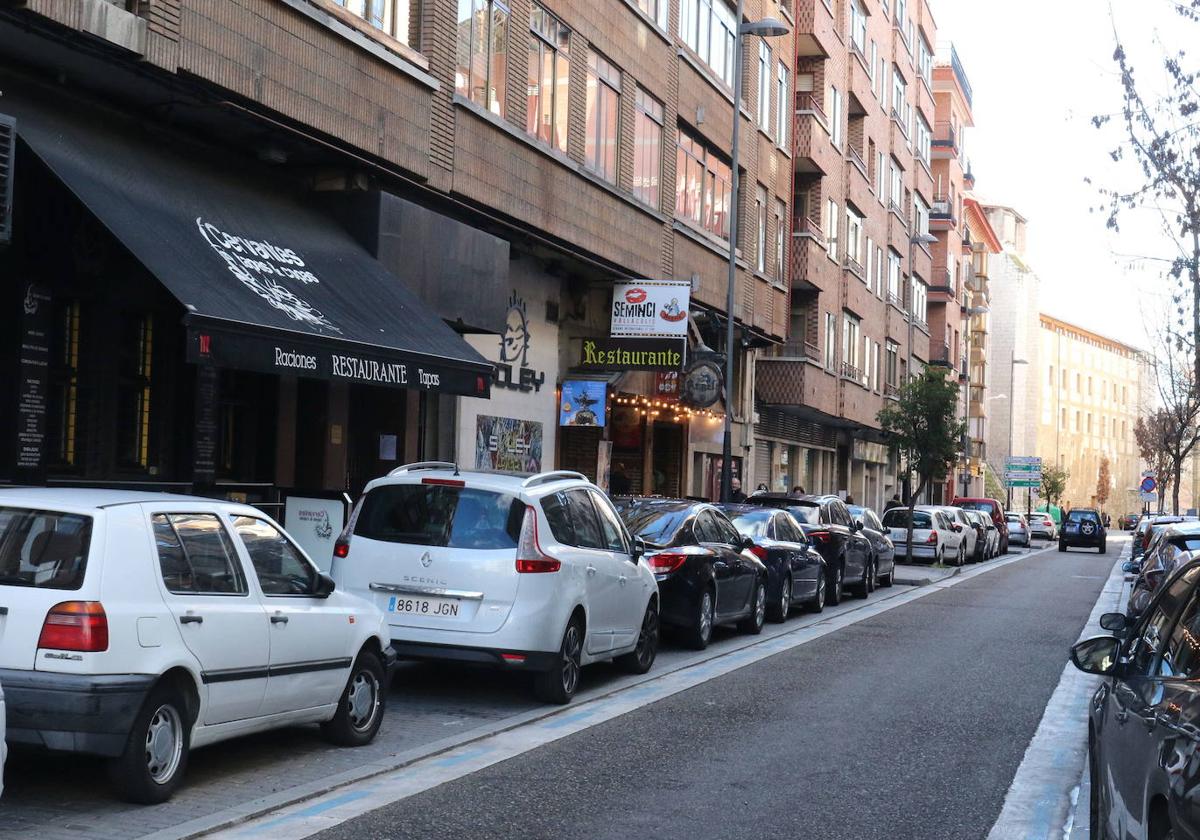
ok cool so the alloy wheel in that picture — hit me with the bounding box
[347,668,381,733]
[753,583,766,627]
[560,623,582,696]
[698,591,714,645]
[144,703,184,785]
[635,604,659,668]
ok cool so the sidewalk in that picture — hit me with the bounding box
[892,543,1043,586]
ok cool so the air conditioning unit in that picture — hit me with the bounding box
[0,114,12,244]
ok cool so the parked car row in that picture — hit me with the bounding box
[880,504,1005,566]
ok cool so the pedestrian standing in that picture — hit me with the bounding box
[729,478,748,503]
[885,494,902,511]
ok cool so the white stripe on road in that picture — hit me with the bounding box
[194,549,1048,840]
[986,540,1130,840]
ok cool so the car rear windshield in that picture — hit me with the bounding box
[787,504,821,525]
[956,501,993,513]
[728,511,771,539]
[0,507,94,590]
[1006,514,1024,522]
[1066,511,1099,523]
[619,506,691,546]
[353,485,523,550]
[882,509,931,529]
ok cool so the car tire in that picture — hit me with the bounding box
[806,570,827,613]
[768,576,792,623]
[534,618,584,704]
[955,545,966,567]
[108,682,191,805]
[827,560,845,606]
[738,580,767,635]
[856,559,874,598]
[880,561,895,588]
[616,600,660,675]
[1059,541,1067,553]
[683,587,715,651]
[321,650,386,747]
[1099,540,1107,554]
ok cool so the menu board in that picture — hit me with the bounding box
[193,364,219,483]
[16,284,51,471]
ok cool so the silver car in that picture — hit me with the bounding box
[1006,513,1031,547]
[1,677,6,800]
[1028,512,1057,540]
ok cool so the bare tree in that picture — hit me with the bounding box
[1096,456,1113,512]
[1137,412,1174,512]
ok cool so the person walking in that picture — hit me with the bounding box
[884,494,903,511]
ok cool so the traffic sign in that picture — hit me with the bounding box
[1140,472,1158,502]
[1007,456,1043,466]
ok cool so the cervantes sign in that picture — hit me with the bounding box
[610,280,691,338]
[578,337,686,372]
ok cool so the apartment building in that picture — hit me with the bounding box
[982,204,1043,506]
[0,0,793,512]
[754,0,940,509]
[1036,315,1145,513]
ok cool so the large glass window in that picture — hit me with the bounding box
[826,198,839,259]
[526,5,570,152]
[456,0,509,116]
[635,0,669,29]
[887,249,902,303]
[679,0,737,87]
[585,52,621,182]
[334,0,418,47]
[633,89,663,208]
[824,312,837,370]
[830,85,843,149]
[675,126,733,239]
[850,0,867,52]
[845,206,864,268]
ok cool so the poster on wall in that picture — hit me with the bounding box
[284,496,346,572]
[559,380,608,427]
[16,283,51,472]
[476,415,543,472]
[610,281,692,338]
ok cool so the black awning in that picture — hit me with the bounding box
[6,85,492,398]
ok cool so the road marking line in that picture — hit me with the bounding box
[193,547,1050,840]
[986,541,1130,840]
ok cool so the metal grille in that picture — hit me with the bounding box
[0,114,14,244]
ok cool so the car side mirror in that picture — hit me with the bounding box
[740,535,755,551]
[1121,561,1135,574]
[1100,612,1129,633]
[1070,636,1122,676]
[315,573,336,598]
[631,537,647,564]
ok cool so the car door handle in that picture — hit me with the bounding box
[270,614,289,625]
[586,565,597,577]
[0,606,8,616]
[619,575,627,586]
[1115,708,1129,724]
[179,614,203,625]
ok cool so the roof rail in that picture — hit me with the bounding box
[388,461,459,477]
[521,470,588,489]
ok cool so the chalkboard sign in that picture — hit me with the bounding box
[16,284,51,472]
[193,364,218,484]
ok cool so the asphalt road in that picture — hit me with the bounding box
[312,540,1119,840]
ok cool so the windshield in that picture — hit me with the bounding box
[0,507,93,590]
[956,501,991,513]
[786,504,821,525]
[882,509,931,529]
[619,506,691,546]
[729,511,771,539]
[1006,514,1024,523]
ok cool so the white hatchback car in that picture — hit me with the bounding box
[331,464,660,704]
[0,488,392,804]
[881,506,963,564]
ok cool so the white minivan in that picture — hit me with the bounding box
[331,464,660,704]
[0,488,392,803]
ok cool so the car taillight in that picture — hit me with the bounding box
[748,545,768,562]
[809,530,832,544]
[333,539,350,559]
[927,531,938,544]
[39,601,108,652]
[423,477,466,487]
[647,552,688,573]
[515,506,560,573]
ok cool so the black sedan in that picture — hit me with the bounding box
[1127,522,1200,617]
[1059,508,1106,553]
[1071,559,1200,839]
[717,504,828,619]
[614,499,768,650]
[747,493,873,605]
[848,505,897,586]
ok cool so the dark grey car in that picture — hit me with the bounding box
[848,505,896,587]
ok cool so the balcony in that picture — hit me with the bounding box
[790,223,827,291]
[969,385,987,418]
[884,382,900,399]
[844,254,865,280]
[793,95,835,175]
[930,196,956,231]
[795,0,838,58]
[841,361,864,382]
[929,342,953,368]
[929,268,954,298]
[932,122,959,159]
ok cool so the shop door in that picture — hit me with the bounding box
[348,384,406,497]
[754,439,772,492]
[651,422,682,497]
[294,379,329,491]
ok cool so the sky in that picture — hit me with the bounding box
[932,0,1185,350]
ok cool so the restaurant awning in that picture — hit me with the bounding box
[6,84,492,397]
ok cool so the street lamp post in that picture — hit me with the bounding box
[720,8,789,503]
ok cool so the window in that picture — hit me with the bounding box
[1130,571,1198,676]
[588,491,629,552]
[870,41,879,97]
[1088,375,1094,395]
[875,244,885,295]
[1062,369,1068,388]
[850,0,867,52]
[456,0,509,115]
[916,115,931,166]
[117,312,153,468]
[353,484,524,549]
[824,312,837,370]
[774,199,787,284]
[585,52,621,182]
[335,0,417,46]
[633,89,663,208]
[1076,373,1082,392]
[826,198,839,259]
[891,68,907,121]
[232,516,320,596]
[153,513,246,595]
[918,36,933,86]
[1164,592,1200,679]
[676,127,733,238]
[1060,408,1066,429]
[526,5,570,152]
[830,85,843,148]
[679,0,737,86]
[845,206,864,268]
[635,0,669,29]
[0,507,92,591]
[1048,365,1054,385]
[842,313,860,375]
[756,186,768,273]
[886,341,899,388]
[910,277,927,321]
[889,160,903,211]
[914,194,930,237]
[1087,413,1093,433]
[776,61,789,146]
[1075,410,1081,431]
[887,249,902,302]
[875,150,886,202]
[757,41,771,130]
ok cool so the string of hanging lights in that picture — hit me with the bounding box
[610,393,723,424]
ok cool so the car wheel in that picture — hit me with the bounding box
[857,559,874,598]
[1100,540,1107,554]
[683,587,715,650]
[881,560,895,588]
[1059,541,1067,553]
[827,561,845,606]
[738,580,767,634]
[322,650,386,747]
[955,545,966,567]
[534,618,584,704]
[806,570,827,613]
[768,576,792,623]
[108,683,191,804]
[617,600,659,674]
